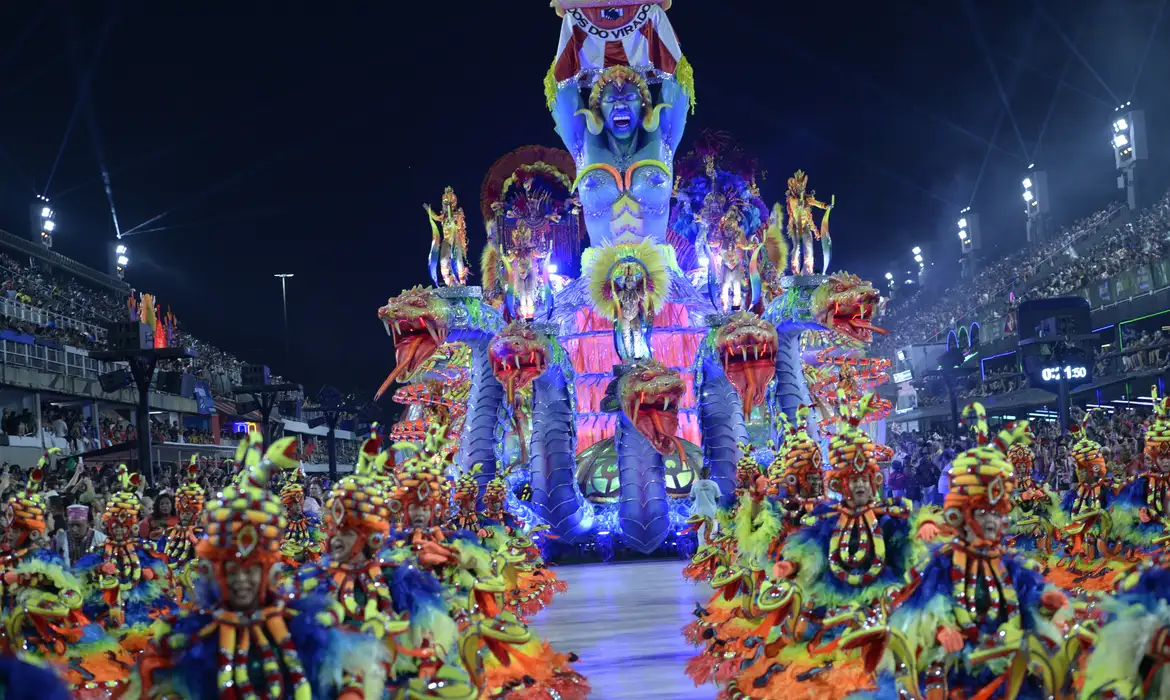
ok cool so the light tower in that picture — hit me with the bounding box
[30,196,54,249]
[1022,166,1050,245]
[1112,104,1149,211]
[957,207,981,278]
[111,239,129,279]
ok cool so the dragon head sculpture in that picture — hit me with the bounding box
[810,272,886,344]
[715,312,779,413]
[488,322,549,407]
[617,359,686,456]
[376,286,449,399]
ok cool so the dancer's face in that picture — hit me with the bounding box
[224,561,263,610]
[67,520,88,539]
[287,500,302,517]
[408,504,432,529]
[4,525,22,549]
[845,477,873,508]
[329,528,363,563]
[967,508,1004,543]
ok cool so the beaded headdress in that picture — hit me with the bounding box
[943,404,1030,526]
[5,451,55,538]
[103,464,143,530]
[175,455,206,515]
[1068,412,1106,480]
[325,448,393,551]
[389,422,455,517]
[1145,385,1170,460]
[825,391,883,495]
[279,463,306,506]
[197,433,298,567]
[781,405,825,495]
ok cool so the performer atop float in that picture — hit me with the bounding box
[548,1,693,246]
[138,434,384,699]
[425,186,470,288]
[785,170,835,276]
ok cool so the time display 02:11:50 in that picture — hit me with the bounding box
[1040,365,1088,381]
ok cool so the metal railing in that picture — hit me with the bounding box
[0,296,108,341]
[0,339,110,380]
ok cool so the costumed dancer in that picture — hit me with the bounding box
[280,463,324,565]
[1112,386,1170,556]
[1050,417,1128,591]
[773,406,827,529]
[161,458,206,603]
[0,456,135,697]
[300,447,478,698]
[136,434,386,699]
[847,407,1079,700]
[74,465,175,653]
[1006,434,1064,557]
[720,392,939,699]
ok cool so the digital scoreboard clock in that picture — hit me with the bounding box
[1039,365,1088,382]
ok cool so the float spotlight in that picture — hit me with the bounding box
[911,246,921,255]
[111,240,129,279]
[884,272,893,280]
[31,197,55,249]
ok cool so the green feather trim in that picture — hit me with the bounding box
[732,495,782,570]
[1083,599,1170,698]
[1112,505,1168,546]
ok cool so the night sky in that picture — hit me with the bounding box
[0,1,1165,401]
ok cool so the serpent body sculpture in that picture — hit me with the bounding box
[693,312,778,505]
[762,273,884,428]
[605,360,686,553]
[378,286,505,496]
[489,323,594,542]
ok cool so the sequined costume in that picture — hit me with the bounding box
[137,434,386,700]
[712,392,938,699]
[280,464,324,565]
[75,465,175,653]
[0,459,134,697]
[161,457,207,573]
[1005,439,1064,557]
[848,407,1079,700]
[298,446,478,699]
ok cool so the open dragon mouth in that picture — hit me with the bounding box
[830,295,886,343]
[717,314,779,413]
[623,377,686,456]
[489,327,548,407]
[376,313,447,399]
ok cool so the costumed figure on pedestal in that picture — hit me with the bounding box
[426,186,470,288]
[75,465,175,653]
[785,170,834,276]
[1112,386,1170,556]
[1005,436,1063,557]
[280,464,324,565]
[719,392,938,699]
[848,408,1081,700]
[582,237,672,361]
[0,457,134,697]
[299,447,478,699]
[137,434,386,700]
[548,0,693,247]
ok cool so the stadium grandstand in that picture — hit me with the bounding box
[0,223,360,479]
[883,186,1170,495]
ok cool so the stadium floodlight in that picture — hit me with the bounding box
[958,218,967,229]
[40,206,51,218]
[43,220,56,232]
[958,230,967,241]
[1114,118,1128,132]
[116,255,129,266]
[911,246,922,255]
[1022,190,1034,203]
[884,272,893,280]
[1022,178,1032,189]
[116,244,127,255]
[914,254,923,263]
[547,263,558,274]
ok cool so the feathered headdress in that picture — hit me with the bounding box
[279,463,306,506]
[389,421,455,515]
[943,404,1030,524]
[1146,385,1170,461]
[581,238,671,321]
[825,392,882,494]
[104,464,143,528]
[175,455,206,515]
